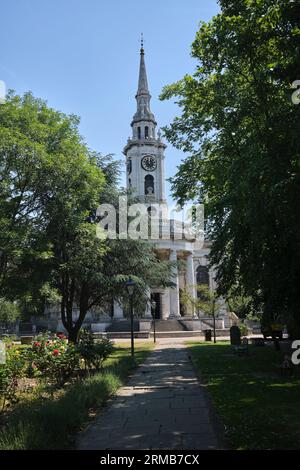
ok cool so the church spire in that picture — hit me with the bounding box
[131,36,156,128]
[137,34,149,95]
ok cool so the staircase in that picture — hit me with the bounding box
[150,319,203,338]
[153,319,188,332]
[105,320,140,332]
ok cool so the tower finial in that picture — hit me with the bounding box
[140,33,144,54]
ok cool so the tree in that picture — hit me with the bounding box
[0,298,20,323]
[0,91,105,307]
[0,92,175,342]
[226,293,256,320]
[160,0,300,336]
[44,162,175,341]
[181,284,224,343]
[48,220,175,342]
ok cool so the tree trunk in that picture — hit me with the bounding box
[69,284,90,343]
[213,313,217,343]
[68,327,80,343]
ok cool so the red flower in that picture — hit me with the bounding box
[52,349,59,356]
[34,342,41,347]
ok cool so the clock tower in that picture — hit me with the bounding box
[123,41,167,204]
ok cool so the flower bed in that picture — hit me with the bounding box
[0,343,152,449]
[0,331,115,410]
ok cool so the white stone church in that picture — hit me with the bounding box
[42,45,232,336]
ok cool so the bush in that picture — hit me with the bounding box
[239,322,249,336]
[0,298,20,323]
[76,330,114,370]
[0,345,152,449]
[28,334,80,387]
[0,340,26,410]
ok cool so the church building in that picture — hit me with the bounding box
[43,43,231,335]
[114,43,229,331]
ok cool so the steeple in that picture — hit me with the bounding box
[131,36,156,129]
[123,39,167,204]
[137,35,149,96]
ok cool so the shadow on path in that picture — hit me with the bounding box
[78,343,222,450]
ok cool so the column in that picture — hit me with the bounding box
[186,253,196,317]
[113,300,124,320]
[161,290,170,320]
[169,250,180,317]
[144,288,152,319]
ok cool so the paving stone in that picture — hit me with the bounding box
[77,342,221,450]
[173,409,211,423]
[146,433,182,450]
[127,414,176,426]
[170,397,207,409]
[181,433,219,450]
[160,422,215,434]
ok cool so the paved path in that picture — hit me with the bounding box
[78,342,221,450]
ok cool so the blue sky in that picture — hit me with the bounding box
[0,0,219,201]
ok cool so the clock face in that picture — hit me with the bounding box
[141,155,157,171]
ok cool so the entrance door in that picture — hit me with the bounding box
[151,293,161,319]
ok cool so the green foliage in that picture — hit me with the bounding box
[0,340,26,410]
[0,91,105,318]
[181,284,224,317]
[0,92,175,342]
[238,322,249,336]
[0,344,152,449]
[0,298,20,322]
[181,284,225,343]
[161,0,300,333]
[28,334,80,387]
[226,293,256,319]
[25,331,114,387]
[76,330,114,370]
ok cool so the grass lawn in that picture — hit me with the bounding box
[187,341,300,450]
[0,341,152,450]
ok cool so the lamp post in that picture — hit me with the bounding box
[126,278,135,359]
[151,300,157,343]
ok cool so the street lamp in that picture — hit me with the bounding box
[126,278,135,359]
[151,300,157,343]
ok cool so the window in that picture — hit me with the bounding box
[196,265,209,285]
[144,174,154,195]
[196,265,209,300]
[138,127,141,139]
[145,126,149,139]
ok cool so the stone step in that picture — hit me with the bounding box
[151,331,203,338]
[95,328,231,339]
[105,320,140,332]
[95,331,150,339]
[153,320,187,332]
